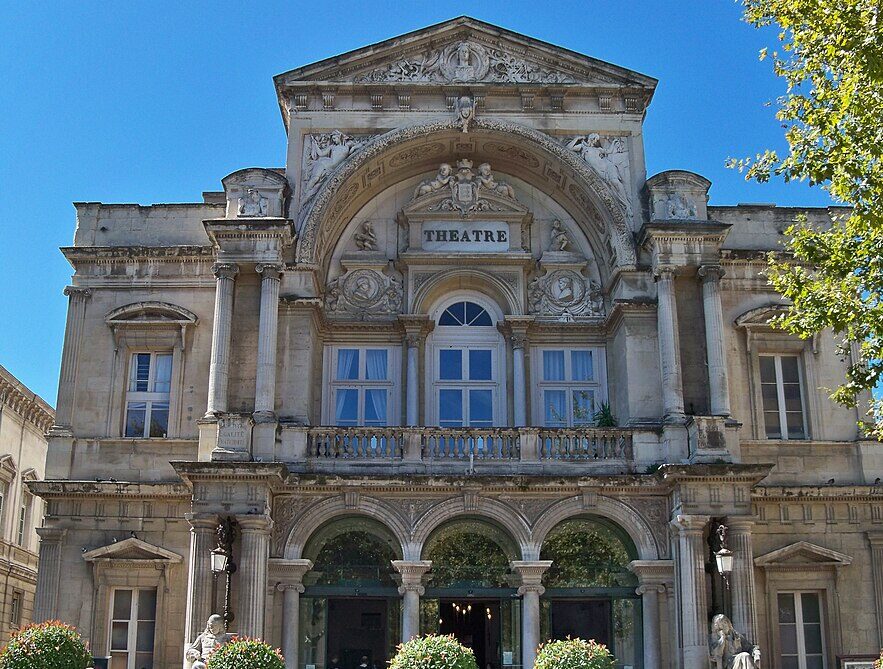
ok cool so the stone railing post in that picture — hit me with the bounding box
[392,560,432,641]
[672,515,710,669]
[34,527,67,622]
[512,560,552,669]
[206,263,239,416]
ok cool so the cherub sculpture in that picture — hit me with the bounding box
[709,614,761,669]
[413,163,453,199]
[354,221,378,251]
[186,615,231,669]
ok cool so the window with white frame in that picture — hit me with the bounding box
[778,592,825,669]
[16,490,31,548]
[535,348,605,426]
[328,347,396,426]
[430,301,504,428]
[124,352,172,438]
[109,588,157,669]
[0,482,7,541]
[760,354,807,439]
[9,590,21,628]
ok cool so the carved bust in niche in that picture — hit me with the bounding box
[238,187,268,217]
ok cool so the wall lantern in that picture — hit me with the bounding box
[211,516,238,626]
[715,524,734,588]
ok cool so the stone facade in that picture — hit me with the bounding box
[0,365,52,643]
[32,17,883,669]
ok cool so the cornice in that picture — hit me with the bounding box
[61,245,215,265]
[29,481,191,499]
[0,367,54,433]
[752,485,883,502]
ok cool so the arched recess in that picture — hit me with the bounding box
[422,517,520,588]
[530,495,661,560]
[302,516,402,586]
[295,118,637,277]
[283,496,410,560]
[410,496,531,557]
[413,268,521,316]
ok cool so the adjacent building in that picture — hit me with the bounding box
[0,365,52,643]
[31,17,883,669]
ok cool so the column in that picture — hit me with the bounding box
[273,559,313,669]
[726,518,758,641]
[405,333,420,426]
[53,287,91,430]
[34,527,67,622]
[655,268,685,419]
[629,560,674,669]
[254,264,283,419]
[699,266,731,416]
[511,333,528,427]
[237,515,273,638]
[184,514,219,643]
[512,561,552,669]
[392,560,432,641]
[672,515,710,669]
[205,262,239,416]
[868,532,883,648]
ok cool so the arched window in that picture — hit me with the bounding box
[428,298,506,428]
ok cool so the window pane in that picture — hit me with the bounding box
[803,623,823,654]
[136,621,155,652]
[439,390,463,427]
[805,656,824,669]
[469,390,493,427]
[779,623,798,654]
[110,654,129,669]
[113,590,133,620]
[764,411,783,439]
[783,382,803,411]
[781,656,800,669]
[132,353,151,391]
[111,622,130,651]
[125,403,147,438]
[439,302,466,326]
[780,355,800,383]
[138,590,157,620]
[153,354,173,393]
[439,350,462,380]
[543,351,565,381]
[469,350,492,380]
[572,389,594,425]
[544,390,567,426]
[760,356,777,384]
[334,389,359,426]
[786,414,806,440]
[365,350,387,380]
[364,390,387,426]
[148,403,169,438]
[778,593,796,623]
[336,349,359,380]
[135,653,154,669]
[571,351,593,381]
[801,593,821,623]
[761,381,780,407]
[465,302,492,326]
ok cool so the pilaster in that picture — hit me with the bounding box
[51,286,91,432]
[205,262,239,417]
[726,517,758,642]
[184,513,219,643]
[671,514,710,669]
[699,265,730,417]
[34,527,67,622]
[654,267,685,421]
[236,515,273,638]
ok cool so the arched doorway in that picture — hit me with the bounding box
[420,518,522,669]
[299,517,402,669]
[539,516,642,669]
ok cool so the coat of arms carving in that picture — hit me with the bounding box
[412,159,518,217]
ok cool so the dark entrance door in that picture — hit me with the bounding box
[439,600,501,669]
[549,600,612,646]
[327,598,389,669]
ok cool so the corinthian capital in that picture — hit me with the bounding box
[212,262,240,280]
[63,286,91,299]
[256,263,283,280]
[698,265,725,283]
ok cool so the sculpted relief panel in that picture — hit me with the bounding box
[355,40,576,84]
[326,266,403,319]
[412,159,518,216]
[300,131,377,211]
[565,134,632,222]
[529,268,604,321]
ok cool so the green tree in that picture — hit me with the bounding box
[0,622,92,669]
[731,0,883,435]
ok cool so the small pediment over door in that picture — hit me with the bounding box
[83,537,183,565]
[754,541,852,571]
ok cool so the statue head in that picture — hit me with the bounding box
[438,163,452,177]
[711,614,734,636]
[330,130,345,145]
[478,163,492,176]
[246,187,260,202]
[206,614,226,636]
[587,133,602,147]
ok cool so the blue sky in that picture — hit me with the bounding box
[0,1,833,405]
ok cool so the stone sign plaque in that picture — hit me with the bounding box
[421,220,509,252]
[216,414,253,456]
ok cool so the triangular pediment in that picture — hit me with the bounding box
[754,541,852,569]
[83,537,183,564]
[275,17,656,89]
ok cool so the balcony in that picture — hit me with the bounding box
[280,425,637,475]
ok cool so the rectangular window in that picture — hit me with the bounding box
[124,352,172,438]
[536,348,604,427]
[10,590,21,628]
[329,347,395,426]
[16,491,31,548]
[760,355,807,439]
[778,592,825,669]
[110,588,157,669]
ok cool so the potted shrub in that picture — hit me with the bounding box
[0,621,92,669]
[534,638,615,669]
[207,638,284,669]
[390,634,478,669]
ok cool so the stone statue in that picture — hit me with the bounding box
[238,187,268,217]
[455,95,475,133]
[185,615,232,669]
[477,163,516,199]
[550,220,571,251]
[414,163,453,199]
[665,193,698,219]
[566,133,632,220]
[354,222,378,251]
[301,131,364,203]
[709,614,761,669]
